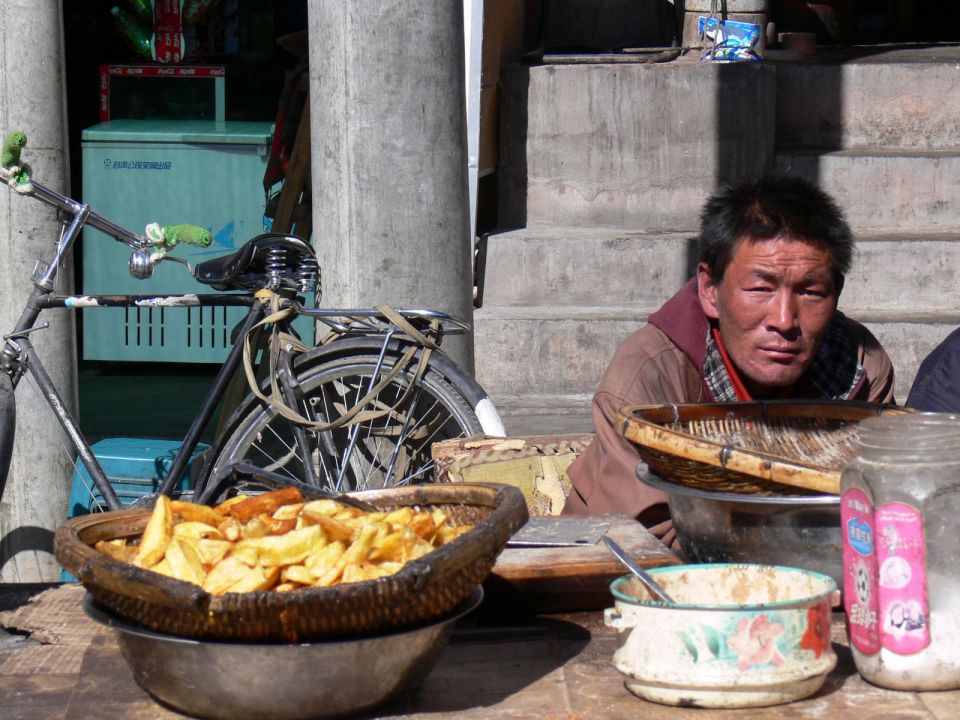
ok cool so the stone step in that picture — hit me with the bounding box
[480,226,960,312]
[475,308,957,433]
[777,148,960,231]
[492,394,596,436]
[498,60,776,230]
[774,47,960,151]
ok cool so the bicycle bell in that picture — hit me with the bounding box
[129,248,155,279]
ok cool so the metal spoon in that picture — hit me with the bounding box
[603,535,676,604]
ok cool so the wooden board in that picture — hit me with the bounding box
[486,514,679,613]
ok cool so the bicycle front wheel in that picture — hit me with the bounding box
[207,345,485,497]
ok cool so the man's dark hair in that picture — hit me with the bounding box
[698,175,853,284]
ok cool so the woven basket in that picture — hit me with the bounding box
[616,400,912,496]
[54,483,528,642]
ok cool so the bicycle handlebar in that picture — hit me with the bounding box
[3,131,208,255]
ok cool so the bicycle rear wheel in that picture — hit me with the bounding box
[204,342,487,499]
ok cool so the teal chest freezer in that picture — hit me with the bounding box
[81,119,279,363]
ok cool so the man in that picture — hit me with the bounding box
[564,175,895,546]
[906,327,960,411]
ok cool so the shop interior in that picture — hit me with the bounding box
[62,1,307,442]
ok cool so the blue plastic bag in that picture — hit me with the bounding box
[698,16,762,62]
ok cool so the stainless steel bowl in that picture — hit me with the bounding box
[84,587,483,720]
[639,469,842,586]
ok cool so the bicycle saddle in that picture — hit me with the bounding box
[194,233,318,292]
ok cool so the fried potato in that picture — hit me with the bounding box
[241,515,271,540]
[165,537,207,586]
[340,524,377,567]
[275,582,303,592]
[305,540,345,577]
[431,508,449,530]
[281,564,314,586]
[227,564,280,594]
[133,495,174,568]
[260,514,297,536]
[303,508,355,542]
[173,521,224,540]
[194,538,232,567]
[436,524,471,544]
[227,541,259,567]
[341,563,367,584]
[408,512,437,542]
[235,524,322,568]
[151,558,174,578]
[228,487,302,523]
[101,489,475,594]
[203,556,249,594]
[214,494,249,515]
[300,498,342,518]
[369,530,409,562]
[383,507,414,529]
[218,516,242,542]
[272,502,304,521]
[170,499,225,527]
[95,539,138,563]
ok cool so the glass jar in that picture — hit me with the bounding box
[841,413,960,690]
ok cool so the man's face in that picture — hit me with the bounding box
[697,236,840,398]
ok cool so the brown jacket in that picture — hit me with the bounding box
[563,279,896,546]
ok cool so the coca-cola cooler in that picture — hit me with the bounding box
[80,118,277,363]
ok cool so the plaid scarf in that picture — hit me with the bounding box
[703,315,865,402]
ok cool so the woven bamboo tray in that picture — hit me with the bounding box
[54,483,528,642]
[616,401,912,496]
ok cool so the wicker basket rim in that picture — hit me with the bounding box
[615,401,912,494]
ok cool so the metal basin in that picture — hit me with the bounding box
[84,587,483,720]
[639,469,842,587]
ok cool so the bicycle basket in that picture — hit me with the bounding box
[54,483,527,642]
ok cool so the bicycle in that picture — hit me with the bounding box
[0,131,505,529]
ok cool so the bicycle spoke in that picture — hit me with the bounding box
[393,394,450,483]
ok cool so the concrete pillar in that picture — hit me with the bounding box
[0,1,74,582]
[309,2,475,372]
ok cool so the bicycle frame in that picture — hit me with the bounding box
[0,177,476,512]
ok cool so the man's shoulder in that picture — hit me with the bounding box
[599,324,699,401]
[834,312,895,402]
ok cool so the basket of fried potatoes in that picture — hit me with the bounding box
[54,482,528,642]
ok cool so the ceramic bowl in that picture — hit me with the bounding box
[604,563,838,708]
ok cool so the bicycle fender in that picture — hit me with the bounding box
[293,336,506,437]
[0,373,15,501]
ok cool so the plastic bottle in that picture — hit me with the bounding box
[841,413,960,690]
[125,0,154,26]
[111,6,154,60]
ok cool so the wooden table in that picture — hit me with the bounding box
[3,582,960,719]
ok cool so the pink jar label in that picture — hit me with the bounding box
[842,488,880,654]
[876,502,930,655]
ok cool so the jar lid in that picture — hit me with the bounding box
[859,412,960,451]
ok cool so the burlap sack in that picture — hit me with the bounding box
[431,434,594,516]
